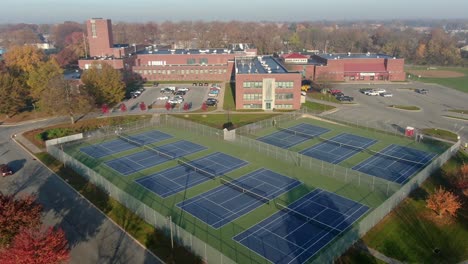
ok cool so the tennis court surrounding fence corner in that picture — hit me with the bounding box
[80,130,172,158]
[300,133,377,164]
[233,189,369,264]
[353,144,437,184]
[257,123,330,148]
[103,140,206,176]
[135,152,248,197]
[177,168,302,228]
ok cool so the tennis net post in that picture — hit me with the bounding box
[219,178,270,204]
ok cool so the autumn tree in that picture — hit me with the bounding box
[450,163,468,195]
[0,71,29,118]
[3,45,45,74]
[51,22,84,50]
[81,63,125,106]
[40,76,94,124]
[426,186,462,217]
[27,58,63,102]
[0,194,43,245]
[0,226,70,264]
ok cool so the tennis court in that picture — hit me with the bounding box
[233,189,369,264]
[80,130,172,158]
[135,152,248,198]
[177,168,302,228]
[104,140,206,176]
[257,123,330,148]
[352,144,437,184]
[300,133,377,164]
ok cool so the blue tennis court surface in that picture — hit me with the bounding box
[135,152,248,198]
[177,168,301,228]
[153,140,207,158]
[80,130,172,158]
[104,140,206,176]
[258,123,330,149]
[233,189,369,264]
[353,144,436,184]
[300,133,377,164]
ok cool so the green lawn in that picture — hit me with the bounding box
[302,101,336,112]
[361,151,468,263]
[388,105,421,111]
[405,66,468,93]
[171,113,280,128]
[421,128,459,142]
[307,91,340,103]
[223,82,236,110]
[447,109,468,114]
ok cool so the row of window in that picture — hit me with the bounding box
[243,81,294,88]
[242,104,293,109]
[242,93,294,101]
[349,75,385,80]
[187,58,208,64]
[135,68,227,75]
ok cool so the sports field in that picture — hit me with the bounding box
[61,116,449,263]
[406,66,468,93]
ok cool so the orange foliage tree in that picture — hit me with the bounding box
[0,227,69,264]
[426,186,462,217]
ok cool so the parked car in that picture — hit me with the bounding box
[415,89,428,94]
[359,88,373,94]
[374,88,386,94]
[334,92,344,98]
[1,164,13,177]
[177,87,190,92]
[206,98,218,106]
[130,90,142,98]
[380,92,393,97]
[328,89,342,95]
[175,90,186,96]
[336,95,354,102]
[156,95,169,100]
[364,90,380,96]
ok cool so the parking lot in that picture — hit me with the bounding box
[320,82,468,142]
[122,83,221,112]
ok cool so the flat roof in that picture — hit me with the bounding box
[315,53,395,60]
[137,48,234,55]
[236,56,289,74]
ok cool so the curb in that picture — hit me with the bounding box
[11,132,165,264]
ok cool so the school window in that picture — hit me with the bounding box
[187,58,196,64]
[199,58,208,64]
[275,93,293,100]
[243,104,262,109]
[275,104,293,109]
[243,94,262,100]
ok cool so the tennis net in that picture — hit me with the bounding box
[276,202,342,234]
[118,134,174,160]
[220,178,270,204]
[364,149,430,167]
[316,136,366,152]
[177,159,217,180]
[278,127,316,139]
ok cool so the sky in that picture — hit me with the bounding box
[1,0,467,24]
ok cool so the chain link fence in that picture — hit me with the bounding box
[45,111,461,264]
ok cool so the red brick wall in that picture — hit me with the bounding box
[135,53,236,66]
[385,58,405,81]
[87,19,114,57]
[235,73,301,110]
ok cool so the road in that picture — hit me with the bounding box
[315,81,468,144]
[0,118,161,264]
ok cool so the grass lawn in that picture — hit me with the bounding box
[171,113,279,129]
[307,91,340,103]
[388,105,421,111]
[302,101,336,112]
[405,66,468,94]
[223,82,236,110]
[421,128,459,142]
[447,109,468,114]
[360,151,468,263]
[443,115,468,121]
[336,246,386,264]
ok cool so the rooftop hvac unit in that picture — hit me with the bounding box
[348,52,351,56]
[268,70,272,73]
